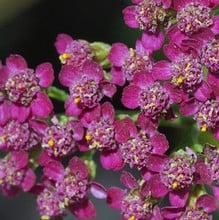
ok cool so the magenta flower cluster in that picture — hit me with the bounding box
[1,0,219,219]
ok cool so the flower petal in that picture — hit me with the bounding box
[150,133,169,154]
[43,160,64,182]
[31,92,53,118]
[70,199,96,219]
[179,98,199,116]
[35,62,54,87]
[141,174,168,198]
[22,168,36,192]
[65,97,82,117]
[69,156,88,179]
[152,61,171,80]
[10,151,29,170]
[121,85,140,109]
[196,194,217,212]
[100,149,124,171]
[59,65,76,87]
[122,6,139,29]
[54,33,73,54]
[107,187,125,209]
[120,171,138,189]
[6,54,28,72]
[109,43,129,67]
[141,31,164,53]
[169,189,189,207]
[90,182,107,199]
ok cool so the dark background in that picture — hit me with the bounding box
[0,0,139,219]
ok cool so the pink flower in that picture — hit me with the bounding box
[55,33,92,67]
[59,60,116,117]
[109,32,164,86]
[38,156,96,219]
[123,0,171,33]
[152,42,211,101]
[0,151,36,196]
[107,171,162,220]
[114,116,169,169]
[0,54,54,118]
[41,118,84,158]
[0,101,47,151]
[180,98,219,140]
[142,150,197,208]
[83,102,124,171]
[161,194,217,219]
[173,0,219,36]
[122,72,182,131]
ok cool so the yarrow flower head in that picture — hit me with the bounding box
[202,144,219,185]
[172,0,219,35]
[152,43,209,99]
[0,54,54,118]
[199,38,219,72]
[59,60,116,117]
[0,151,36,196]
[160,154,196,191]
[122,72,182,130]
[0,101,46,151]
[38,156,96,220]
[194,100,219,133]
[141,149,197,208]
[109,32,164,86]
[114,117,169,169]
[55,33,92,67]
[37,188,65,220]
[123,0,171,33]
[107,171,160,220]
[2,0,219,219]
[161,194,217,219]
[82,102,124,171]
[180,97,219,140]
[42,117,84,158]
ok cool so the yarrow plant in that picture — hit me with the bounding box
[1,0,219,219]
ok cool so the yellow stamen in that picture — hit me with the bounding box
[129,48,135,57]
[85,134,93,141]
[209,56,217,62]
[64,197,70,206]
[186,23,191,31]
[177,75,184,85]
[18,84,23,89]
[185,63,191,71]
[74,97,81,104]
[48,138,55,147]
[0,134,7,142]
[59,53,72,64]
[172,181,178,189]
[201,124,207,132]
[76,86,83,93]
[128,216,136,220]
[62,53,71,59]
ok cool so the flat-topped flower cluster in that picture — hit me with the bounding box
[1,0,219,219]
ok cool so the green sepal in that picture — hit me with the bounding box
[116,110,139,121]
[90,41,111,68]
[28,147,42,170]
[47,86,69,102]
[198,130,219,147]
